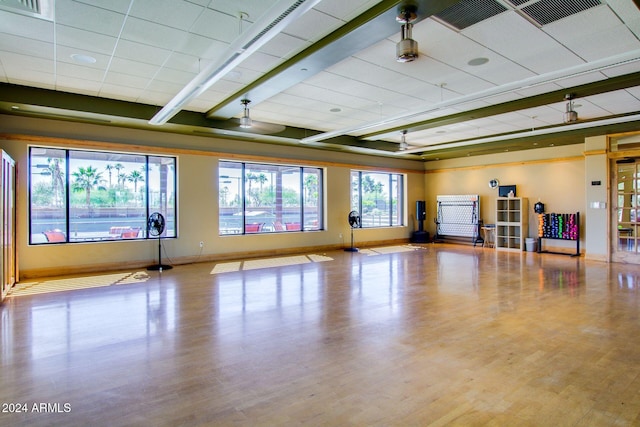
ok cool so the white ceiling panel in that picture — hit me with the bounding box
[0,10,53,42]
[0,33,52,58]
[128,0,204,29]
[314,0,384,21]
[75,0,132,14]
[282,9,343,42]
[121,17,189,51]
[258,33,311,59]
[55,25,117,56]
[190,8,239,43]
[543,5,640,61]
[112,39,172,66]
[462,11,584,74]
[587,89,640,114]
[55,0,126,37]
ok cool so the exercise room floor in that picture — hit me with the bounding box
[2,244,640,426]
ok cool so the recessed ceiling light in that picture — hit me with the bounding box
[70,53,96,64]
[330,108,341,113]
[468,57,489,66]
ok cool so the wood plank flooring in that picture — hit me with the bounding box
[2,244,640,426]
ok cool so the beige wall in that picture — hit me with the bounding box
[424,144,586,251]
[0,115,425,278]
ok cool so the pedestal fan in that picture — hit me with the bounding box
[344,210,360,252]
[147,212,172,271]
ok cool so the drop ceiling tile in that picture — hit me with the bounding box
[237,51,281,73]
[626,86,640,99]
[314,0,384,21]
[55,0,126,37]
[55,61,105,82]
[602,62,640,78]
[55,44,109,70]
[462,11,584,74]
[55,77,101,95]
[144,79,184,95]
[128,0,204,28]
[113,40,172,66]
[55,25,117,56]
[514,82,563,98]
[175,33,228,60]
[586,89,640,114]
[258,33,310,59]
[154,67,196,86]
[103,71,151,89]
[0,9,53,42]
[206,0,281,21]
[75,0,132,14]
[9,73,55,88]
[543,5,640,61]
[121,17,189,51]
[414,16,536,84]
[109,57,161,79]
[282,9,343,42]
[98,83,144,102]
[0,33,52,59]
[1,52,53,74]
[555,71,607,89]
[162,52,200,74]
[190,8,239,43]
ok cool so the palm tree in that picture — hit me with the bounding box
[127,169,145,193]
[47,157,65,206]
[304,174,318,205]
[114,163,124,188]
[105,164,114,188]
[72,166,103,210]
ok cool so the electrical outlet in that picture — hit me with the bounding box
[199,241,204,248]
[339,233,343,239]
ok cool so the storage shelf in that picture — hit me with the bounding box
[495,197,528,252]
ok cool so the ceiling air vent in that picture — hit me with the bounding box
[0,0,53,20]
[434,0,507,30]
[517,0,602,25]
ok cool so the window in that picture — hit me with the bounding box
[219,161,323,234]
[29,147,176,244]
[350,170,404,227]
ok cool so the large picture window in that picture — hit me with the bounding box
[351,170,404,228]
[29,147,176,244]
[219,161,323,235]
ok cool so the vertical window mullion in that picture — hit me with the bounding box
[299,167,304,230]
[241,163,246,234]
[65,150,70,242]
[388,174,393,227]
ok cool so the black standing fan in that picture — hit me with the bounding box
[345,210,361,252]
[147,212,172,271]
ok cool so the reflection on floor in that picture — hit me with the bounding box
[8,271,150,297]
[210,253,333,274]
[6,244,640,425]
[359,244,424,255]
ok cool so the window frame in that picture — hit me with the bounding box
[219,160,324,235]
[29,146,177,245]
[350,170,405,228]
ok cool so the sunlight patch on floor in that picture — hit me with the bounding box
[8,271,150,297]
[210,254,334,275]
[359,245,424,256]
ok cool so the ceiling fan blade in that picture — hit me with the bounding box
[228,118,286,135]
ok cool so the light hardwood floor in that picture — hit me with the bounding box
[2,244,640,426]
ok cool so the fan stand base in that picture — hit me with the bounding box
[344,247,359,252]
[147,264,173,271]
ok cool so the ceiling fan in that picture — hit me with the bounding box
[225,99,286,135]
